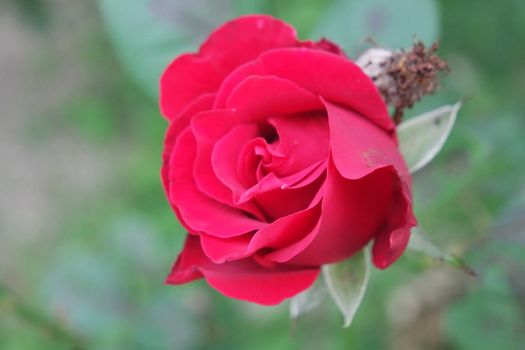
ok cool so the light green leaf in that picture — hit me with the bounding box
[289,277,326,319]
[408,227,476,276]
[398,103,461,173]
[323,248,371,327]
[97,0,266,98]
[312,0,439,54]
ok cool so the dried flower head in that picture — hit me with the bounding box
[357,41,450,124]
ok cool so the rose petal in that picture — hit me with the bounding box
[160,15,299,120]
[211,123,260,197]
[372,179,417,269]
[211,112,329,207]
[159,54,223,121]
[214,49,394,133]
[249,186,325,264]
[226,75,323,117]
[166,236,320,305]
[268,114,329,176]
[191,110,265,219]
[298,38,345,55]
[248,195,323,254]
[214,60,268,108]
[168,128,264,237]
[162,93,215,196]
[200,185,323,263]
[237,137,272,188]
[271,161,395,265]
[238,160,326,205]
[322,99,417,267]
[253,174,324,222]
[192,110,239,202]
[194,109,328,208]
[200,233,253,263]
[324,99,408,179]
[191,109,254,204]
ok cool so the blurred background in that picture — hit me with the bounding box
[0,0,524,349]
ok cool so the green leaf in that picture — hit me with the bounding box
[289,277,326,319]
[322,248,371,327]
[398,103,461,173]
[97,0,266,98]
[312,0,439,54]
[408,227,476,276]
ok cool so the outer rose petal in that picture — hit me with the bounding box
[200,233,253,264]
[268,161,392,265]
[324,99,408,179]
[167,236,320,305]
[160,15,299,120]
[323,99,417,267]
[162,94,215,197]
[372,180,417,269]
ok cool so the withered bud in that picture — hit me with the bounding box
[356,41,449,124]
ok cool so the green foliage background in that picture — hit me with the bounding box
[1,0,524,349]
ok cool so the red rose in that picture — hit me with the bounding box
[160,15,416,305]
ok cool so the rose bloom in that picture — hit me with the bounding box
[160,15,416,305]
